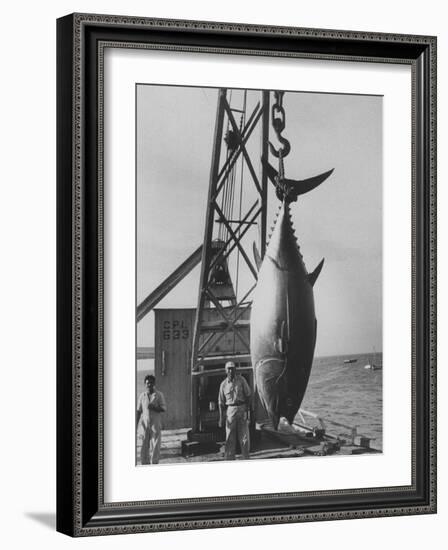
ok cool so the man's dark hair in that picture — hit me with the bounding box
[144,374,156,384]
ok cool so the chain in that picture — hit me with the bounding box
[269,91,291,158]
[278,150,284,179]
[275,150,286,202]
[269,91,291,202]
[272,91,285,134]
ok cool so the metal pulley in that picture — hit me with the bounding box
[224,129,239,151]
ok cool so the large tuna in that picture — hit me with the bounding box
[250,165,333,429]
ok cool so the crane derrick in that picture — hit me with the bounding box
[189,89,270,435]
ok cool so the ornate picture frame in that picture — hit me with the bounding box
[57,13,436,536]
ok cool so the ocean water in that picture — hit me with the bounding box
[301,353,383,449]
[137,352,383,450]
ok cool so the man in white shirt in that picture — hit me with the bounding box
[136,374,167,464]
[218,361,251,460]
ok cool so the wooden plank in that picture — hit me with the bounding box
[137,347,154,360]
[200,319,250,331]
[197,353,251,365]
[192,366,252,377]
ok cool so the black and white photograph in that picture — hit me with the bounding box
[1,0,442,545]
[136,84,383,465]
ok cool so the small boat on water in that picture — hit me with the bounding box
[343,358,357,364]
[364,349,382,371]
[364,363,382,371]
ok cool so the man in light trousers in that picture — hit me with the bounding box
[218,361,251,460]
[136,374,167,464]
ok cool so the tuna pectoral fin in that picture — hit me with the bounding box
[253,242,262,271]
[276,319,289,356]
[307,258,325,287]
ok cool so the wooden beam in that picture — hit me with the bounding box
[136,245,203,322]
[137,347,155,360]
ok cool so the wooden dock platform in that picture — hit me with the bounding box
[136,423,380,465]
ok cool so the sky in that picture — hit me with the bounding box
[136,85,382,357]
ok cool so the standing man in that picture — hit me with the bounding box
[136,374,167,465]
[218,361,251,460]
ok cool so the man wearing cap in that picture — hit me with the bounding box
[218,361,252,460]
[136,374,167,464]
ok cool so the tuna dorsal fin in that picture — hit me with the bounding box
[253,242,262,271]
[308,258,325,287]
[265,160,279,185]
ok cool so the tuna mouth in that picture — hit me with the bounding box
[279,397,299,425]
[255,358,285,430]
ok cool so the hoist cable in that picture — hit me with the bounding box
[233,89,247,353]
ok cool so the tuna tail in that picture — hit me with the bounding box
[307,258,325,287]
[265,161,334,202]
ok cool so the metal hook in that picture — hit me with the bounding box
[269,137,291,158]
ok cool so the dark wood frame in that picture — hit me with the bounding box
[57,13,437,537]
